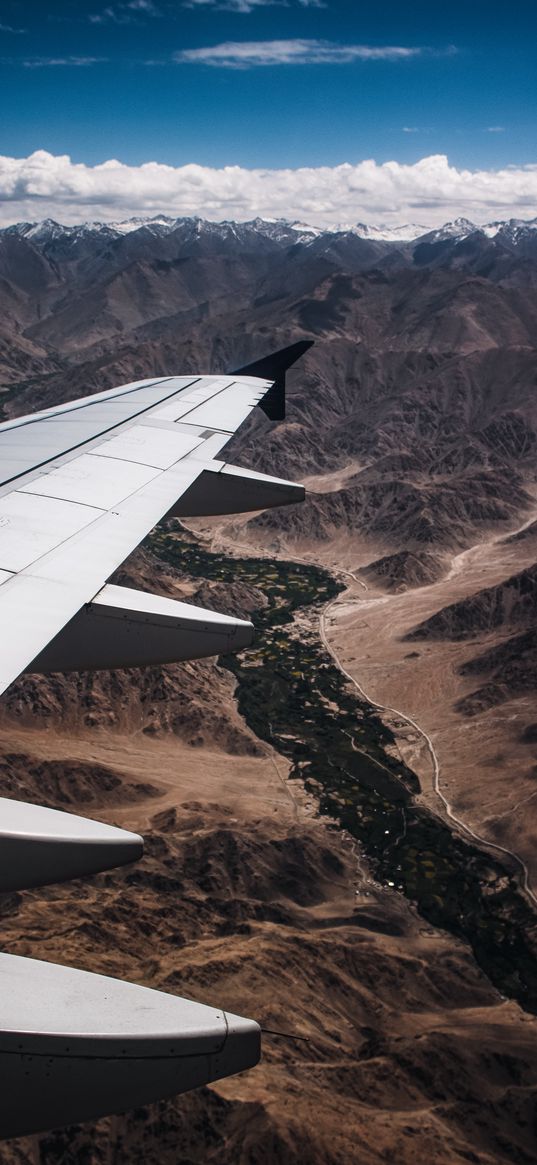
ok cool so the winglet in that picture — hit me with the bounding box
[233,340,313,421]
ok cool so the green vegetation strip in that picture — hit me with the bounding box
[151,530,537,1013]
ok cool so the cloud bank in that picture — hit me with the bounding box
[0,150,536,229]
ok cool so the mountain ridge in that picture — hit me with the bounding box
[3,212,537,248]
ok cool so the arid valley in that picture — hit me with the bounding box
[1,214,537,1163]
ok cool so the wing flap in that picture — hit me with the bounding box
[0,955,260,1138]
[171,461,305,517]
[29,584,254,673]
[0,800,143,892]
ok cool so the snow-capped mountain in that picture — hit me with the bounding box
[337,222,429,242]
[6,217,121,242]
[481,217,537,242]
[248,218,323,244]
[2,213,537,250]
[1,214,325,250]
[417,218,480,244]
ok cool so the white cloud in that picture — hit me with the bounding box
[89,1,160,23]
[0,22,26,33]
[0,150,536,229]
[183,0,285,9]
[89,6,127,22]
[22,57,107,68]
[183,0,324,10]
[174,39,422,66]
[402,125,432,135]
[486,126,505,133]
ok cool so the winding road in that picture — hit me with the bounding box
[206,519,537,910]
[319,591,537,911]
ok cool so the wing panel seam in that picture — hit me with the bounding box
[12,489,108,514]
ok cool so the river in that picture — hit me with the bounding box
[150,528,537,1015]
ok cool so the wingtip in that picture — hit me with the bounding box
[232,339,314,382]
[232,339,313,422]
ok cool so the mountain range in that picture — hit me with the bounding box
[2,210,536,711]
[4,212,537,246]
[2,210,536,725]
[2,211,537,1164]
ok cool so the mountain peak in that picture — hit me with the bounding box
[343,222,429,242]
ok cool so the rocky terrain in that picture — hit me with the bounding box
[361,549,446,591]
[3,740,537,1165]
[456,627,537,717]
[1,213,537,1161]
[2,213,537,567]
[407,564,537,642]
[1,539,537,1165]
[403,564,537,720]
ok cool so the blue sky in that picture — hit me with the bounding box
[0,0,536,225]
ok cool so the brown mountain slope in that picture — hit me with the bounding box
[362,550,446,591]
[2,732,537,1165]
[3,221,537,576]
[406,563,537,641]
[456,627,537,716]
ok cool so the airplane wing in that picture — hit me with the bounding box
[0,341,311,1139]
[0,339,312,697]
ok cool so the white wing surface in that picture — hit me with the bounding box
[0,372,270,695]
